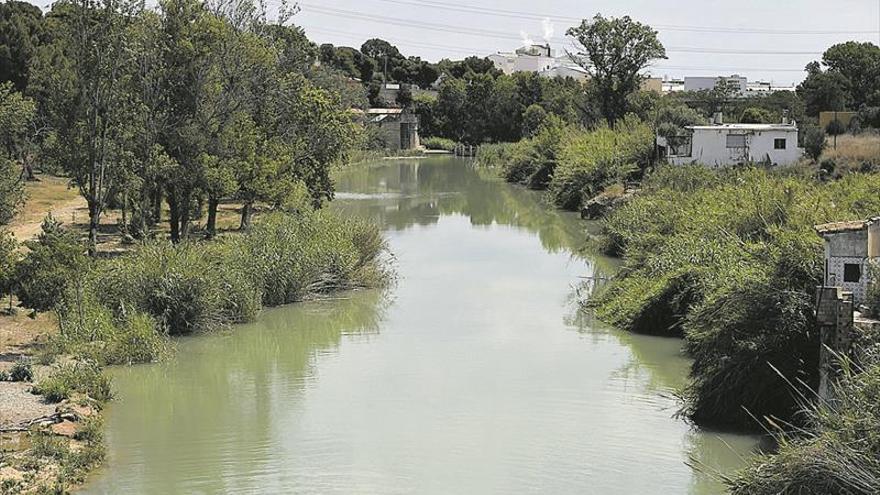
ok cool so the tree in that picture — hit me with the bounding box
[740,107,774,124]
[436,77,467,141]
[33,0,142,256]
[822,41,880,108]
[16,215,87,312]
[803,127,827,162]
[360,38,402,80]
[0,1,46,92]
[0,230,16,311]
[797,63,852,117]
[521,103,547,138]
[567,14,666,126]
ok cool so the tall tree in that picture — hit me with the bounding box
[797,61,852,117]
[822,41,880,108]
[0,1,46,92]
[33,0,141,256]
[567,14,666,126]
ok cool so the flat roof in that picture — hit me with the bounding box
[687,124,799,131]
[365,108,405,115]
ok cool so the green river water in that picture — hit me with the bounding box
[81,157,759,494]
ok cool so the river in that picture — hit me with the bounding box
[81,157,759,494]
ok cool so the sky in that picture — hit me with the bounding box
[289,0,880,85]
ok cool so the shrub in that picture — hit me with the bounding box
[33,361,112,403]
[804,127,827,162]
[825,118,846,136]
[741,107,774,124]
[595,167,880,427]
[9,358,33,381]
[521,103,548,138]
[16,215,87,312]
[548,116,653,211]
[0,230,17,309]
[49,210,389,364]
[867,262,880,318]
[422,136,456,151]
[728,354,880,494]
[0,158,25,225]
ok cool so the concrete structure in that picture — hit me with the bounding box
[684,75,748,96]
[815,286,855,399]
[364,108,420,150]
[819,111,857,130]
[640,77,663,93]
[487,44,588,81]
[815,218,880,305]
[660,119,803,167]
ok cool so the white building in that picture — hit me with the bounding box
[661,119,803,167]
[487,44,588,81]
[684,75,749,95]
[815,218,880,305]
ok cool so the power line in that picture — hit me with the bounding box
[361,0,880,35]
[298,4,825,56]
[300,24,809,74]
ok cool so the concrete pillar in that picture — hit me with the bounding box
[816,286,855,400]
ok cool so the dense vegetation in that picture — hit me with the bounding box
[48,210,388,365]
[595,165,880,429]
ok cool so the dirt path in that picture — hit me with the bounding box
[7,175,85,243]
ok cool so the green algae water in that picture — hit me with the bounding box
[81,157,758,494]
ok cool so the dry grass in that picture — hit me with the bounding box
[822,134,880,164]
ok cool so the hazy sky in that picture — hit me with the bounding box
[292,0,880,85]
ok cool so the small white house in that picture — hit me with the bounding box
[815,218,880,305]
[661,121,803,168]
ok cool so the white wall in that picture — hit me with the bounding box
[671,128,802,167]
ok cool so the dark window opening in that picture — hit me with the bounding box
[844,263,861,283]
[774,138,787,150]
[726,134,747,148]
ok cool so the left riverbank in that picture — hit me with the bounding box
[0,207,391,494]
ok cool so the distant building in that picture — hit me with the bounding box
[487,44,588,81]
[659,114,803,167]
[684,75,749,96]
[363,108,420,150]
[815,218,880,305]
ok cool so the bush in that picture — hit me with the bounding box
[595,167,880,427]
[825,119,847,136]
[422,136,456,151]
[728,353,880,494]
[9,358,33,381]
[16,215,87,312]
[867,262,880,318]
[34,361,112,403]
[548,116,654,210]
[521,103,548,138]
[740,107,774,124]
[804,127,827,162]
[50,211,389,364]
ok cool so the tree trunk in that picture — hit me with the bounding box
[121,193,128,235]
[152,186,162,224]
[206,197,218,239]
[240,202,253,231]
[168,196,180,244]
[87,200,100,257]
[179,192,191,240]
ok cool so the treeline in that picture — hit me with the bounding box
[0,0,366,255]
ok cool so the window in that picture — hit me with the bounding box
[726,134,747,148]
[844,263,861,283]
[774,138,787,150]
